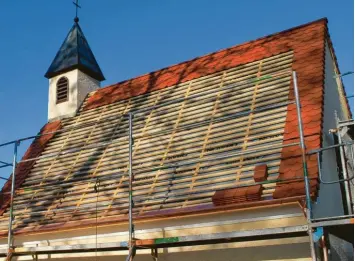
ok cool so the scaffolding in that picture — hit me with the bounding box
[0,71,353,261]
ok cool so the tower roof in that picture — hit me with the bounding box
[45,21,105,81]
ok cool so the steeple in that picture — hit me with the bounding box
[45,20,105,81]
[45,8,105,122]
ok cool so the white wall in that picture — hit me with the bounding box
[10,241,312,261]
[48,69,100,121]
[312,41,347,218]
[77,70,100,105]
[0,204,313,260]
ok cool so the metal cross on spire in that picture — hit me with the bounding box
[73,0,81,23]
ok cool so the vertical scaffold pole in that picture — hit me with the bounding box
[335,112,353,214]
[128,112,134,261]
[292,71,317,261]
[7,141,19,256]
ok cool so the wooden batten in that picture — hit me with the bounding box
[0,51,295,232]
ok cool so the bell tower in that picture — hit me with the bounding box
[45,8,105,121]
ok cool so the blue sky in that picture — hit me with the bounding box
[0,0,353,185]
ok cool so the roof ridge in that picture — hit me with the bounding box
[99,18,327,91]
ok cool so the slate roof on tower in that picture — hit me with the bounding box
[44,20,105,81]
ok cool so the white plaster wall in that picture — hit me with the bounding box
[312,41,347,218]
[48,70,78,121]
[77,70,100,107]
[0,204,312,260]
[10,241,312,261]
[48,69,100,121]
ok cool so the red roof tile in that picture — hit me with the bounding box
[0,121,62,216]
[273,180,319,199]
[254,164,268,182]
[84,19,328,112]
[212,185,262,206]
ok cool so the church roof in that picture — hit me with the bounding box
[0,18,345,235]
[44,21,105,81]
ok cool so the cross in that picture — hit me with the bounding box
[73,0,81,22]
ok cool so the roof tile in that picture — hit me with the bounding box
[0,121,61,215]
[212,185,262,206]
[254,165,268,182]
[273,180,318,199]
[84,19,328,111]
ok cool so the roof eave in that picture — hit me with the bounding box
[44,64,105,82]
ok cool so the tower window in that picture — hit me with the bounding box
[56,77,69,104]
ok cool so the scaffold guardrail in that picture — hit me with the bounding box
[0,70,353,261]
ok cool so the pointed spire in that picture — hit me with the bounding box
[45,21,105,81]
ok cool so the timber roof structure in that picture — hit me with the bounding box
[0,18,345,236]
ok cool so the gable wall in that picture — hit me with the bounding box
[312,41,350,218]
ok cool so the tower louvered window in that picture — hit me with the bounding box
[56,77,69,103]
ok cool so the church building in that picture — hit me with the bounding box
[0,14,352,261]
